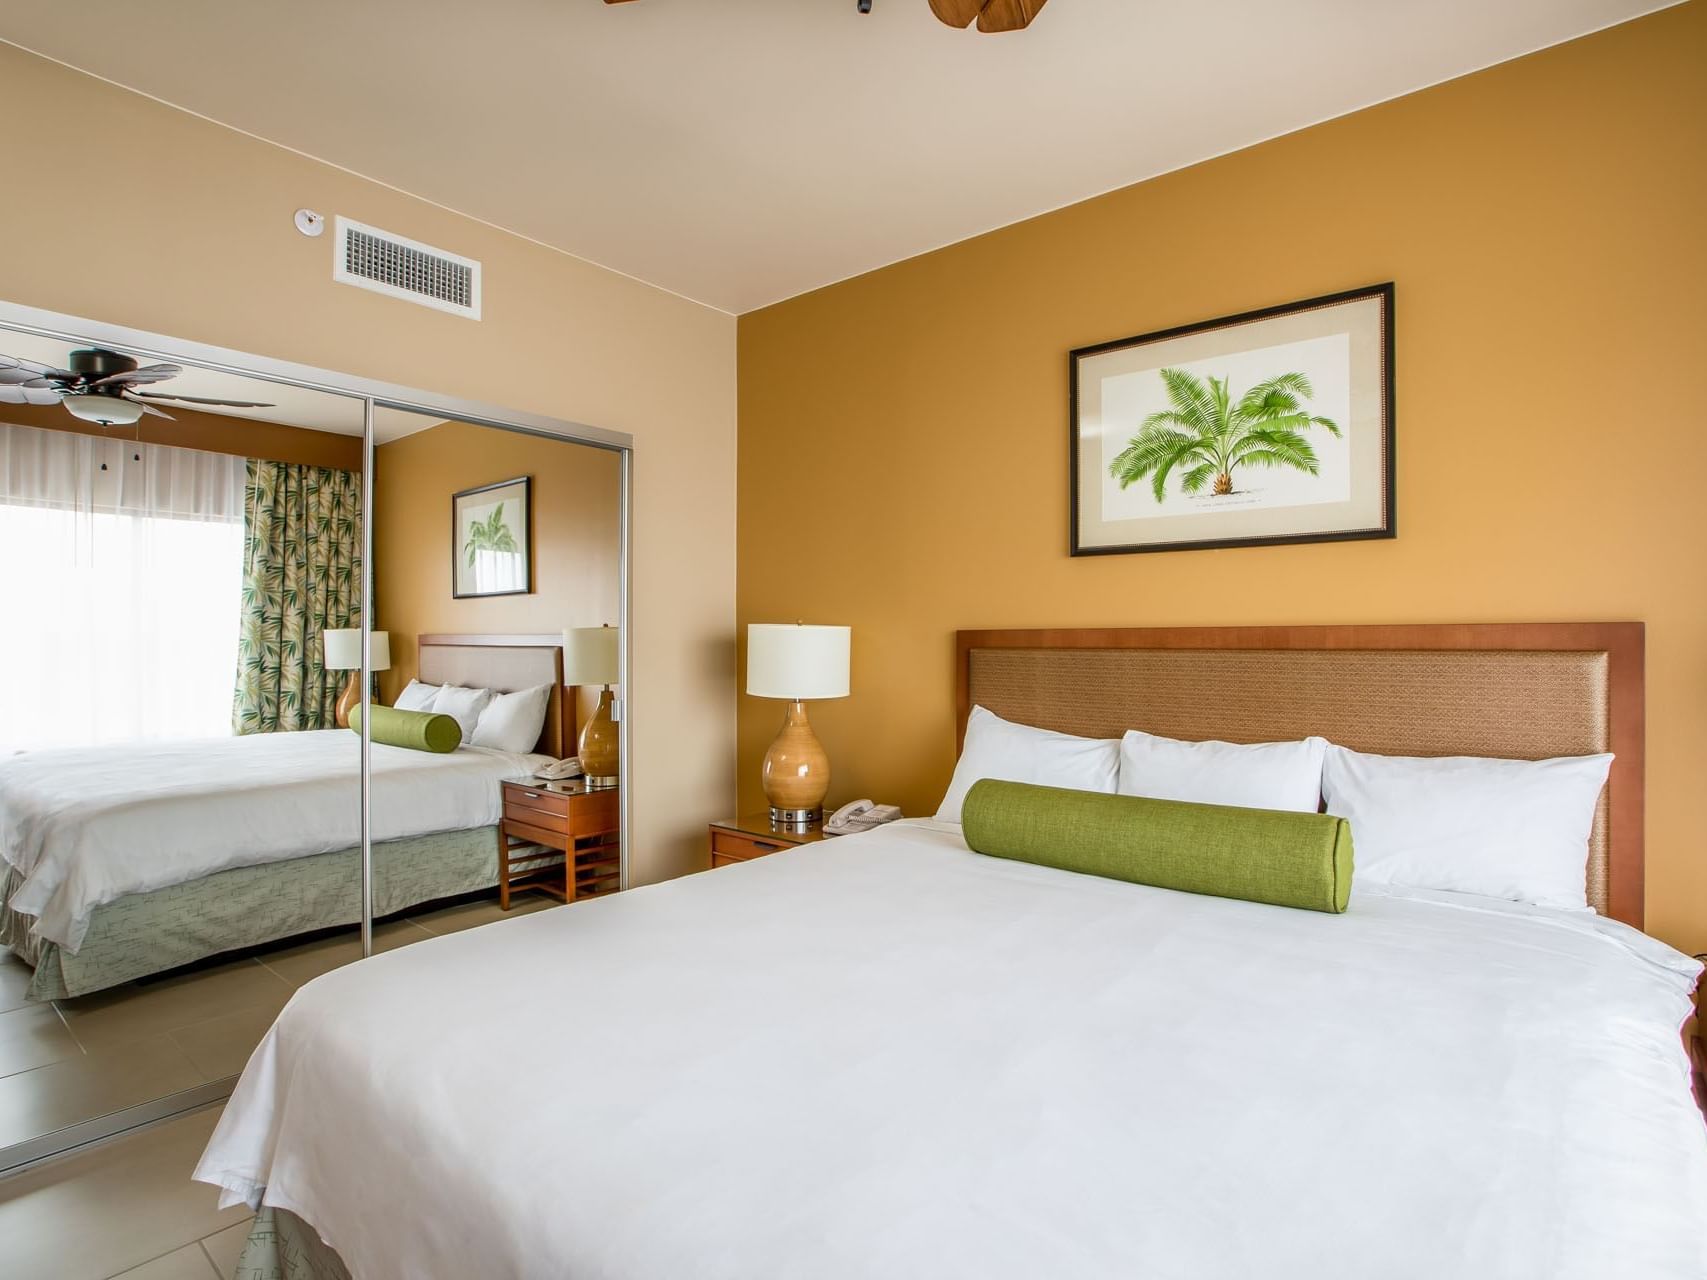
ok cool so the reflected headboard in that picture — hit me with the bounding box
[418,633,573,759]
[956,623,1644,927]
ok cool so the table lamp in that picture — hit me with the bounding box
[564,625,620,788]
[747,623,850,827]
[324,629,390,729]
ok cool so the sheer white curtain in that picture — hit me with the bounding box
[0,423,246,755]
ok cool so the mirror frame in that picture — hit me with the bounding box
[0,298,633,1173]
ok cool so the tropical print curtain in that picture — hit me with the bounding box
[232,460,362,733]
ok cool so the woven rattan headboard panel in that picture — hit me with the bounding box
[956,624,1644,925]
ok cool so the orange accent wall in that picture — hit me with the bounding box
[736,4,1707,949]
[373,419,620,728]
[1,402,361,470]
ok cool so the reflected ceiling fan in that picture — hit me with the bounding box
[603,0,1049,34]
[0,347,275,427]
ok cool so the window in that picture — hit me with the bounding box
[0,425,246,754]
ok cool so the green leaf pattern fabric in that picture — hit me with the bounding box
[233,460,362,734]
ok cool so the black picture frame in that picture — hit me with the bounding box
[451,475,533,599]
[1069,282,1395,557]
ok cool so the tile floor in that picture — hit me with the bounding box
[0,892,559,1279]
[0,894,556,1163]
[0,1104,252,1280]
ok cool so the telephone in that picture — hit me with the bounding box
[824,799,903,836]
[533,757,584,781]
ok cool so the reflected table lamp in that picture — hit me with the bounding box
[747,623,850,827]
[565,625,621,789]
[324,629,390,729]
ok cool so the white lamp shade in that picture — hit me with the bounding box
[563,626,620,686]
[746,623,850,700]
[323,629,390,672]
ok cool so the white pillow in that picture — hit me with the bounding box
[393,679,442,713]
[471,684,553,754]
[430,684,495,745]
[935,705,1119,824]
[1117,729,1327,812]
[1321,744,1613,910]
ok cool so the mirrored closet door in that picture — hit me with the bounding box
[0,325,365,1166]
[364,407,626,940]
[0,306,631,1174]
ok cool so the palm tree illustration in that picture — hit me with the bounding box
[464,504,519,567]
[1110,368,1340,502]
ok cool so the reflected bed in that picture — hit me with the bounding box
[0,635,570,998]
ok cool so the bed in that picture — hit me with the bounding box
[0,634,574,999]
[195,623,1707,1279]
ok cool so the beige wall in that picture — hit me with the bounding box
[374,419,621,731]
[737,4,1707,950]
[0,44,736,886]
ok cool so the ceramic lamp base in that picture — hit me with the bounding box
[579,686,620,787]
[334,672,361,729]
[762,699,829,823]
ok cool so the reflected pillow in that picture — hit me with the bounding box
[350,705,461,754]
[935,705,1119,824]
[430,684,495,745]
[393,679,442,713]
[472,684,553,754]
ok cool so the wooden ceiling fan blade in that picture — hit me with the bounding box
[977,0,1048,32]
[92,365,180,388]
[929,0,984,27]
[0,354,62,378]
[126,398,176,420]
[136,391,277,408]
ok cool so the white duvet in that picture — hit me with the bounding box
[0,730,549,951]
[197,821,1707,1280]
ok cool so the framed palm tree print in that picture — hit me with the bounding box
[1071,283,1394,556]
[452,475,532,598]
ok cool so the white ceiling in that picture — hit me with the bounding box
[0,0,1670,313]
[0,329,434,442]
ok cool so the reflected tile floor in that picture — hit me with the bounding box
[0,892,559,1160]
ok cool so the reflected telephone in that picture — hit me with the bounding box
[534,757,584,782]
[824,799,903,836]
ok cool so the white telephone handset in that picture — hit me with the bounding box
[534,757,584,781]
[824,799,903,836]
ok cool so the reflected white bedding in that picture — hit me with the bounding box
[198,820,1707,1280]
[0,730,549,951]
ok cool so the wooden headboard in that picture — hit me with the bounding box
[417,633,574,759]
[956,623,1644,927]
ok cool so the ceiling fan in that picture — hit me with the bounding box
[0,347,275,427]
[603,0,1049,34]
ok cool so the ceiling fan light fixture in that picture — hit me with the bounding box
[62,394,145,427]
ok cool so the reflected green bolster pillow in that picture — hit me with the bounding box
[960,779,1354,914]
[348,704,462,754]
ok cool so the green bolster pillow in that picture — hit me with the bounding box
[349,704,462,754]
[961,779,1354,914]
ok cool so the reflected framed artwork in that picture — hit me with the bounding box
[1070,283,1394,556]
[452,475,532,598]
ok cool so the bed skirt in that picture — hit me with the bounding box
[2,826,501,1001]
[230,1206,352,1280]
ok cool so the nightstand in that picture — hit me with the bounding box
[498,779,620,907]
[708,812,831,868]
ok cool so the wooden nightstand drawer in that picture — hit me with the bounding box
[504,783,571,821]
[711,829,793,862]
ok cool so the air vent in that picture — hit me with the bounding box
[332,217,481,319]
